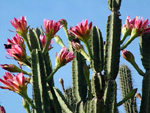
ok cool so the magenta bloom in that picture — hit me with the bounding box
[68,19,92,42]
[132,16,150,35]
[7,34,24,45]
[0,106,6,113]
[43,19,63,38]
[11,16,27,34]
[55,47,75,66]
[40,35,53,49]
[0,72,27,93]
[6,45,25,61]
[122,16,135,34]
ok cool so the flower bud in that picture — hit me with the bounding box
[122,50,135,63]
[59,19,67,29]
[54,35,65,47]
[71,38,83,52]
[0,64,20,72]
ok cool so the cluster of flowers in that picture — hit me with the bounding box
[0,16,93,96]
[1,15,149,111]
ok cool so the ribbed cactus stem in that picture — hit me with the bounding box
[140,71,150,113]
[119,65,137,113]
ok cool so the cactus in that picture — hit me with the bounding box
[119,65,138,113]
[64,88,76,112]
[104,12,121,80]
[89,26,104,72]
[139,33,150,71]
[2,0,150,112]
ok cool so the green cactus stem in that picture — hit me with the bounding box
[139,33,150,71]
[104,12,121,80]
[107,0,122,11]
[119,65,138,113]
[72,52,87,103]
[89,26,104,72]
[31,49,51,112]
[54,87,73,113]
[104,80,118,113]
[140,71,150,113]
[64,87,76,112]
[91,72,104,99]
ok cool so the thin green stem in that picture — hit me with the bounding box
[120,35,137,50]
[22,99,31,113]
[80,50,90,62]
[84,41,93,60]
[21,93,36,109]
[120,33,129,45]
[46,65,61,82]
[131,61,145,76]
[42,35,52,55]
[63,27,70,40]
[22,33,32,53]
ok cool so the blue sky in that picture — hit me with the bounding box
[0,0,150,113]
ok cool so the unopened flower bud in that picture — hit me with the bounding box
[0,64,20,72]
[54,35,65,47]
[71,38,83,52]
[59,19,67,29]
[122,50,135,63]
[59,78,65,93]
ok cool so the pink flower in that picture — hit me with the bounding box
[6,45,25,61]
[7,34,24,46]
[55,47,75,66]
[132,16,150,35]
[40,35,53,49]
[0,106,6,113]
[0,72,27,93]
[122,16,135,34]
[11,16,28,34]
[68,19,92,42]
[122,16,150,36]
[122,50,135,62]
[43,19,63,38]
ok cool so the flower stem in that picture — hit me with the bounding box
[63,27,70,40]
[80,50,90,62]
[42,36,52,55]
[131,61,145,76]
[21,93,36,109]
[46,65,61,82]
[22,33,32,53]
[84,41,93,61]
[22,98,31,113]
[120,32,129,45]
[120,35,137,50]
